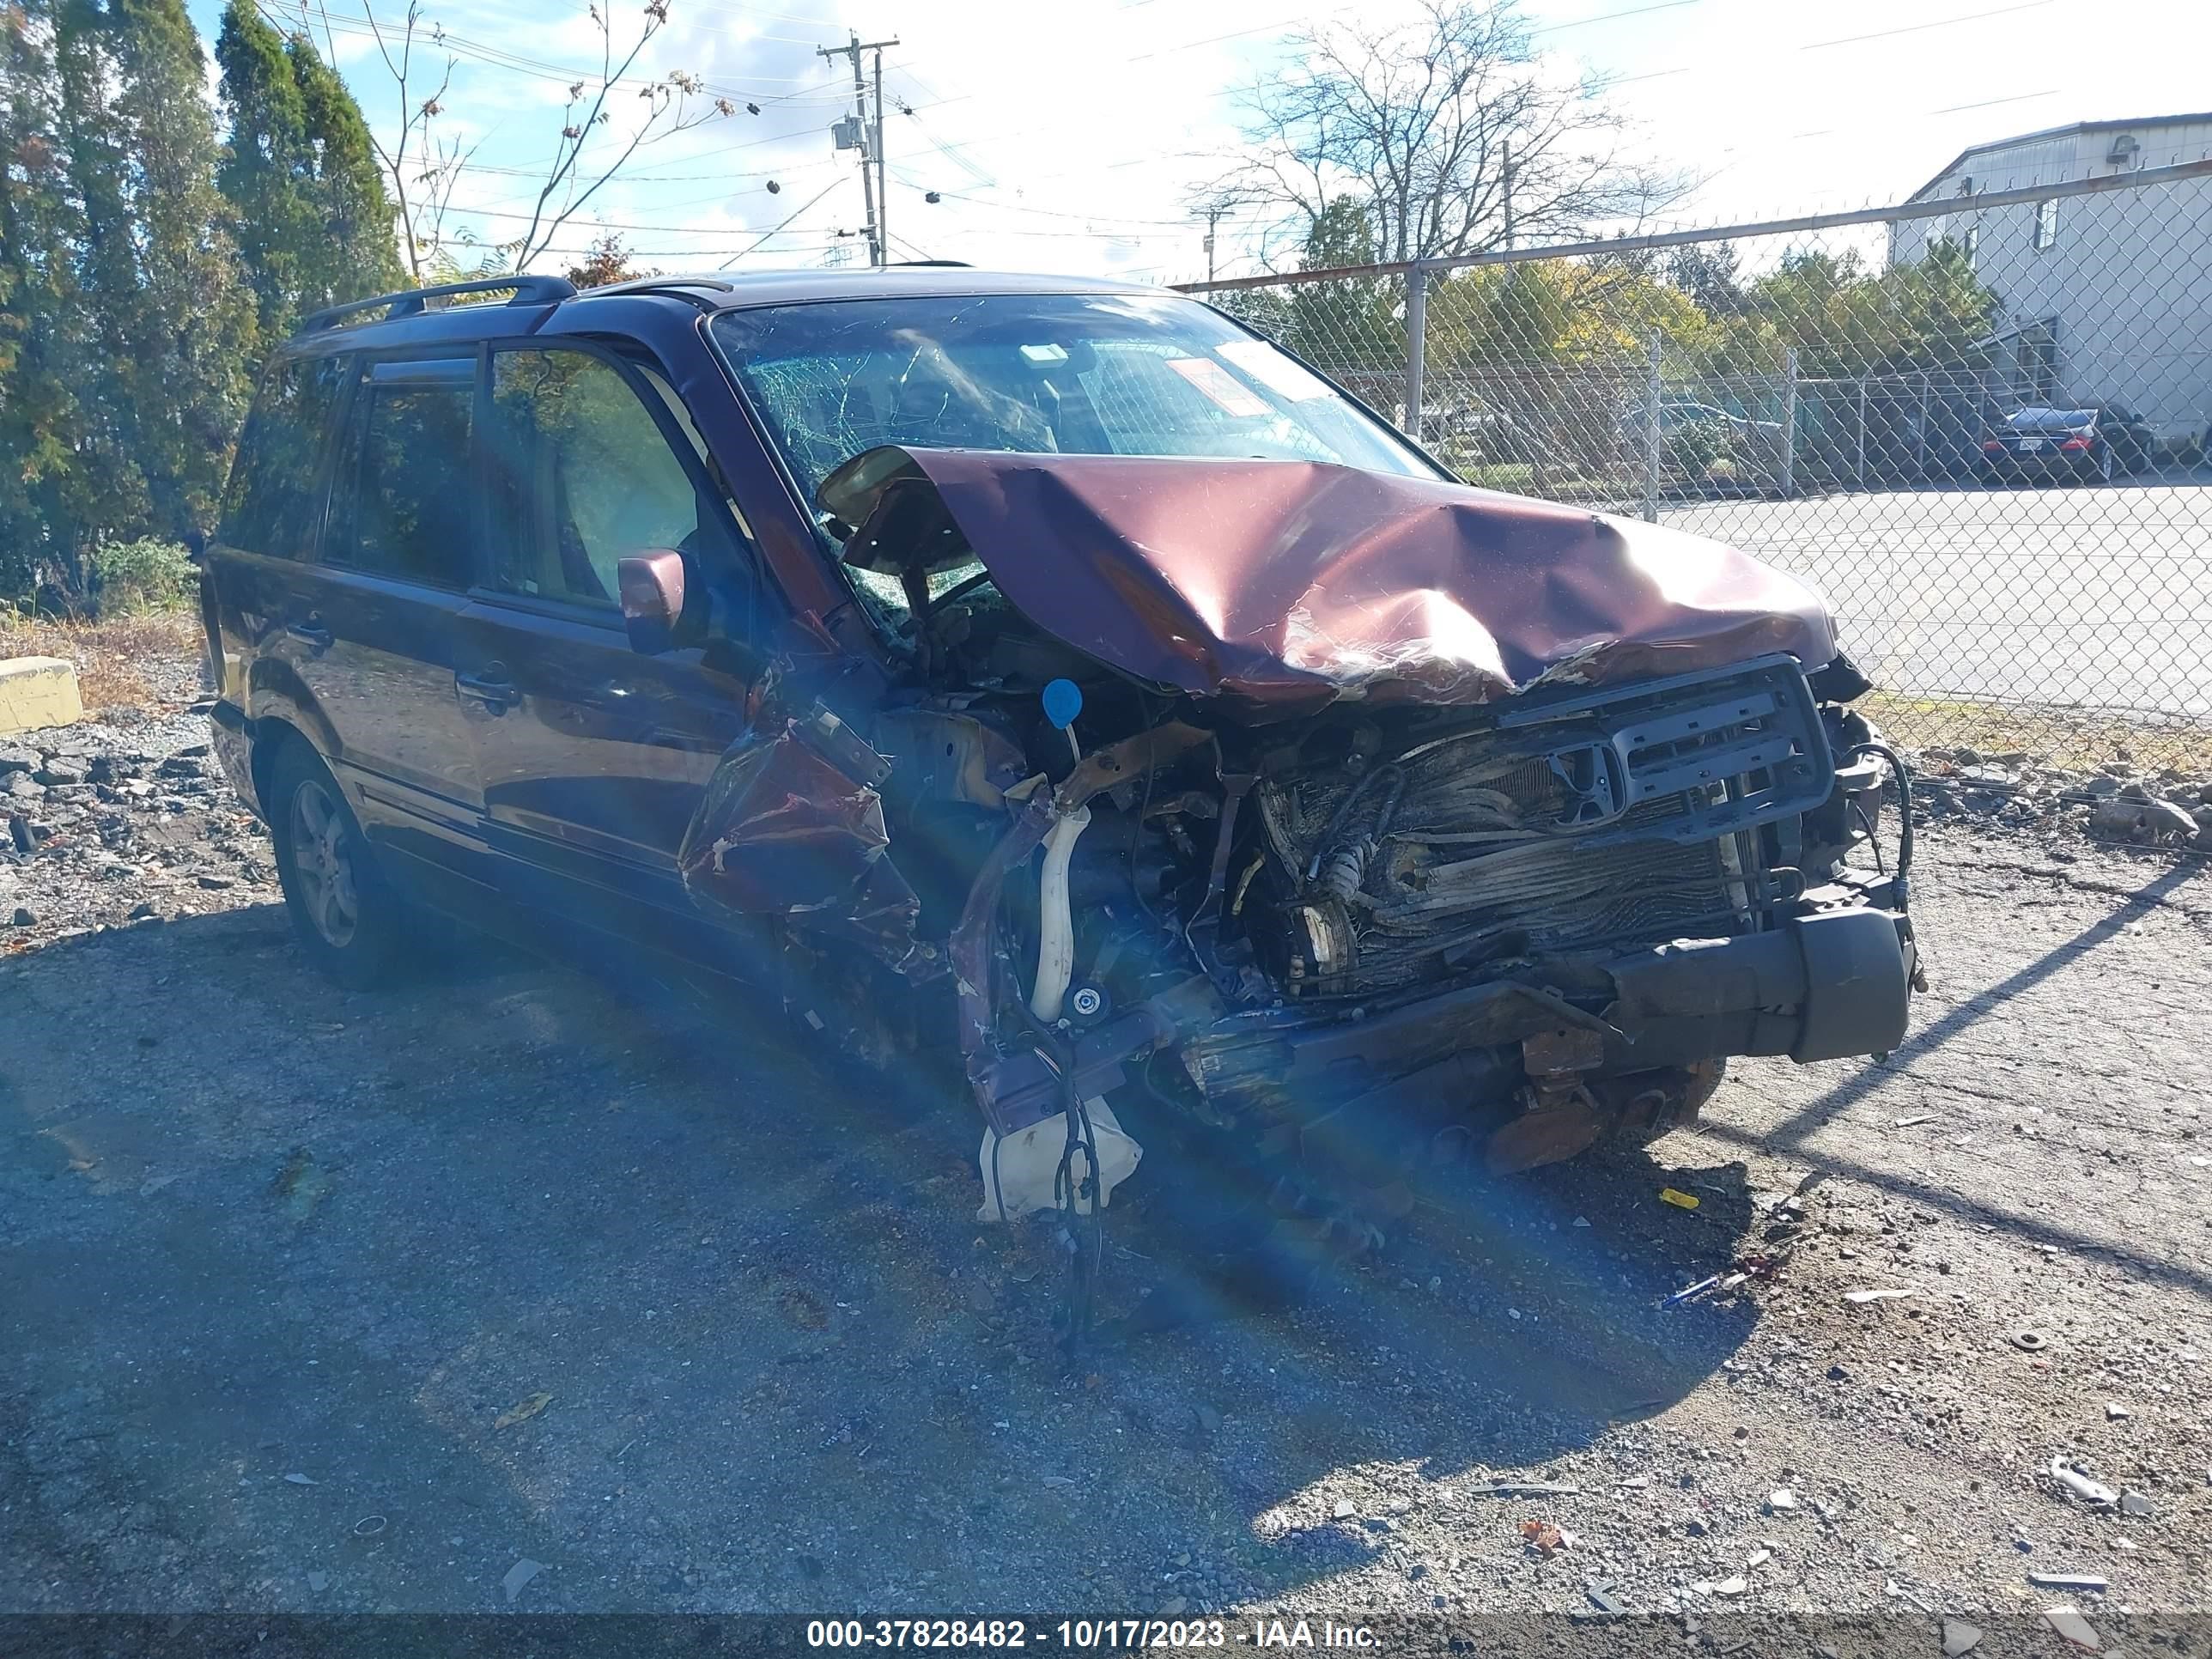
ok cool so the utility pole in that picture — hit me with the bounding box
[1501,140,1516,288]
[872,47,889,261]
[818,30,899,267]
[1194,197,1246,284]
[1200,203,1225,283]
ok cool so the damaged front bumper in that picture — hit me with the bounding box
[969,884,1912,1140]
[951,655,1918,1182]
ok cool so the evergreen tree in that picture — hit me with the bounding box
[0,2,101,592]
[215,0,315,334]
[1284,196,1398,382]
[216,1,401,333]
[289,30,404,301]
[56,0,257,547]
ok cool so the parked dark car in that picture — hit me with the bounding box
[1979,404,2154,483]
[201,269,1918,1230]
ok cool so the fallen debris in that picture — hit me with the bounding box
[1658,1188,1701,1211]
[1519,1518,1567,1556]
[1941,1620,1983,1656]
[2009,1328,2049,1352]
[494,1392,554,1430]
[2040,1606,2101,1650]
[1767,1488,1799,1511]
[1663,1274,1722,1307]
[1893,1115,1932,1128]
[2027,1571,2109,1593]
[2048,1458,2118,1508]
[1844,1287,1913,1305]
[1885,1578,1935,1613]
[1478,1481,1583,1498]
[283,1473,317,1486]
[2103,1402,2130,1421]
[501,1558,547,1604]
[1690,1575,1747,1596]
[2118,1490,2154,1517]
[1584,1578,1626,1615]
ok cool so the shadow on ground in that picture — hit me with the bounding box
[2,903,1765,1610]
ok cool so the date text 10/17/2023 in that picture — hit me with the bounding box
[804,1619,1382,1649]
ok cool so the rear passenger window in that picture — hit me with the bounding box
[483,347,708,607]
[325,359,477,586]
[219,355,350,557]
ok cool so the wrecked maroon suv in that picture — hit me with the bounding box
[204,270,1917,1233]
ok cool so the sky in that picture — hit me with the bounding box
[189,0,2212,285]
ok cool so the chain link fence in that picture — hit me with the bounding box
[1180,161,2212,769]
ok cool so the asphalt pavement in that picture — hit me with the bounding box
[1663,476,2212,722]
[4,815,2208,1626]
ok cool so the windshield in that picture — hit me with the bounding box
[2006,408,2095,432]
[710,292,1437,513]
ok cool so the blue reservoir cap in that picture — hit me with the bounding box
[1042,678,1084,730]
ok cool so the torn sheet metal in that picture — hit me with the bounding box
[676,704,937,978]
[823,446,1835,717]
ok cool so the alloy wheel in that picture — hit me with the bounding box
[289,778,360,948]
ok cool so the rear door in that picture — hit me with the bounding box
[299,354,495,894]
[455,340,766,964]
[205,352,353,735]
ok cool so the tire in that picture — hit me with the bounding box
[268,741,406,989]
[2096,446,2115,484]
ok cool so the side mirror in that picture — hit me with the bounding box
[617,548,686,654]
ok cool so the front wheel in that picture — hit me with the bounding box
[270,744,406,989]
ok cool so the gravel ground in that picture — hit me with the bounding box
[3,655,2209,1643]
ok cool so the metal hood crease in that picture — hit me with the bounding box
[824,445,1838,709]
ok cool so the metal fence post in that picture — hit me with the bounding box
[1916,372,1929,478]
[1403,265,1427,441]
[1779,348,1798,497]
[1642,329,1662,523]
[1856,377,1869,489]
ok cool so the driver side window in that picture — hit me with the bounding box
[484,346,705,607]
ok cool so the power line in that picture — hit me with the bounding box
[1530,0,1698,34]
[1802,0,2054,51]
[720,176,848,267]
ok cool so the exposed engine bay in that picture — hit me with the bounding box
[676,444,1921,1254]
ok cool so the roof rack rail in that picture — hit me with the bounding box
[301,275,578,334]
[889,259,972,268]
[580,275,738,297]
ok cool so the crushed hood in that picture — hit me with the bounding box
[823,446,1835,715]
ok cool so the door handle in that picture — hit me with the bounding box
[454,668,520,712]
[286,619,333,652]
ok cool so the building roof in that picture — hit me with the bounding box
[1908,112,2212,202]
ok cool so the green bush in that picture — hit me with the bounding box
[88,538,198,614]
[1665,419,1729,479]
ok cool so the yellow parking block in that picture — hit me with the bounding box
[0,656,84,735]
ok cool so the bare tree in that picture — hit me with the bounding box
[505,1,733,273]
[1224,0,1690,270]
[296,0,462,283]
[298,0,732,281]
